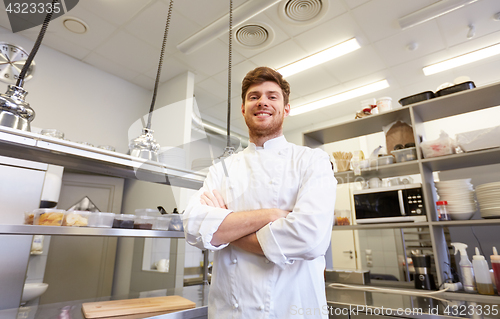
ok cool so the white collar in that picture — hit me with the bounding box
[247,135,288,151]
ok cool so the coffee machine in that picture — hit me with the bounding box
[411,253,437,290]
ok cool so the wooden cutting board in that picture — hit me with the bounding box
[82,296,196,319]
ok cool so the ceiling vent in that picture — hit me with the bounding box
[279,0,329,25]
[235,23,274,49]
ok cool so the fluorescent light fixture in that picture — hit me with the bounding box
[290,80,390,116]
[399,0,478,30]
[277,38,360,77]
[423,43,500,76]
[177,0,281,54]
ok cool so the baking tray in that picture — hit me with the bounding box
[398,91,435,106]
[435,81,476,97]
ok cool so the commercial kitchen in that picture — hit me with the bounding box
[1,0,500,318]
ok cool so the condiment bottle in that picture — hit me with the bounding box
[436,201,450,221]
[490,247,500,295]
[472,247,494,295]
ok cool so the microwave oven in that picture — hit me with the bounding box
[353,183,427,224]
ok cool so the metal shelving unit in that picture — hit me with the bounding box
[0,126,206,190]
[309,81,500,288]
[0,225,185,238]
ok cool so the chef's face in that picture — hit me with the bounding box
[241,81,290,138]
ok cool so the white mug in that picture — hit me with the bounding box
[156,259,169,272]
[369,177,382,188]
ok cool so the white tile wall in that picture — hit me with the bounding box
[358,229,401,281]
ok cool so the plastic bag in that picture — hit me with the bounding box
[420,131,455,158]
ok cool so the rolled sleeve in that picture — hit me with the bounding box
[183,165,233,251]
[256,150,337,263]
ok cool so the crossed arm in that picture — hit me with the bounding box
[200,190,290,254]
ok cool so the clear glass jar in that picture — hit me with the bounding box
[436,201,450,221]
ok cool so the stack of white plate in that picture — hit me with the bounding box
[476,182,500,218]
[435,179,477,220]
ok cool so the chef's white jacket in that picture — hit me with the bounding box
[183,135,337,319]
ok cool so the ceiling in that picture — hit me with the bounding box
[1,0,500,137]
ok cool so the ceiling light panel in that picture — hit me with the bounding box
[398,0,478,30]
[278,38,360,77]
[290,79,389,116]
[423,43,500,75]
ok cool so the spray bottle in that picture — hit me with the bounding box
[473,247,494,295]
[491,247,500,295]
[451,242,476,292]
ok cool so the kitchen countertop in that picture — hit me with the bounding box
[3,283,499,319]
[0,285,209,319]
[326,283,500,319]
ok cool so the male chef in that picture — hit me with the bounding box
[183,66,337,318]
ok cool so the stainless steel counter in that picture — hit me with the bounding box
[326,284,500,319]
[0,285,209,319]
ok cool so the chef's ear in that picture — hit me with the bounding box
[241,103,246,116]
[284,103,291,118]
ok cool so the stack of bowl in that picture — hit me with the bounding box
[435,179,477,220]
[476,182,500,218]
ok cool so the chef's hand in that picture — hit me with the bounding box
[200,189,227,209]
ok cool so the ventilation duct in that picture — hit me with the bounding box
[235,23,274,49]
[177,0,281,54]
[279,0,329,25]
[191,110,248,149]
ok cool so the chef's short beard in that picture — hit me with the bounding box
[244,114,284,138]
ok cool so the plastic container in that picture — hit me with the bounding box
[33,209,66,226]
[154,216,172,230]
[24,211,35,225]
[456,125,500,152]
[169,214,184,231]
[376,97,392,113]
[97,145,116,152]
[391,147,417,162]
[334,210,351,225]
[491,247,500,296]
[112,214,135,229]
[435,81,475,97]
[370,155,394,167]
[134,216,155,230]
[135,208,160,217]
[40,129,64,139]
[63,211,90,227]
[436,201,451,221]
[473,247,494,295]
[87,212,115,228]
[398,91,435,106]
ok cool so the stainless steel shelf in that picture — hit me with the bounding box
[332,222,430,230]
[431,219,500,227]
[304,107,411,144]
[0,225,185,238]
[421,147,500,172]
[0,126,205,190]
[334,161,419,183]
[410,81,500,122]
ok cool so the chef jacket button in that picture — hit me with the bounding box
[264,259,270,264]
[258,305,264,311]
[233,303,239,309]
[232,258,238,264]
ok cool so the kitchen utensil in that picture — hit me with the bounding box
[332,151,353,172]
[81,296,195,319]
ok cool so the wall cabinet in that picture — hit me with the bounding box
[304,81,500,291]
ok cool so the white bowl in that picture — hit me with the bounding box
[22,283,48,303]
[449,211,475,220]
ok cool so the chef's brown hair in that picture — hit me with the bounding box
[241,67,290,106]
